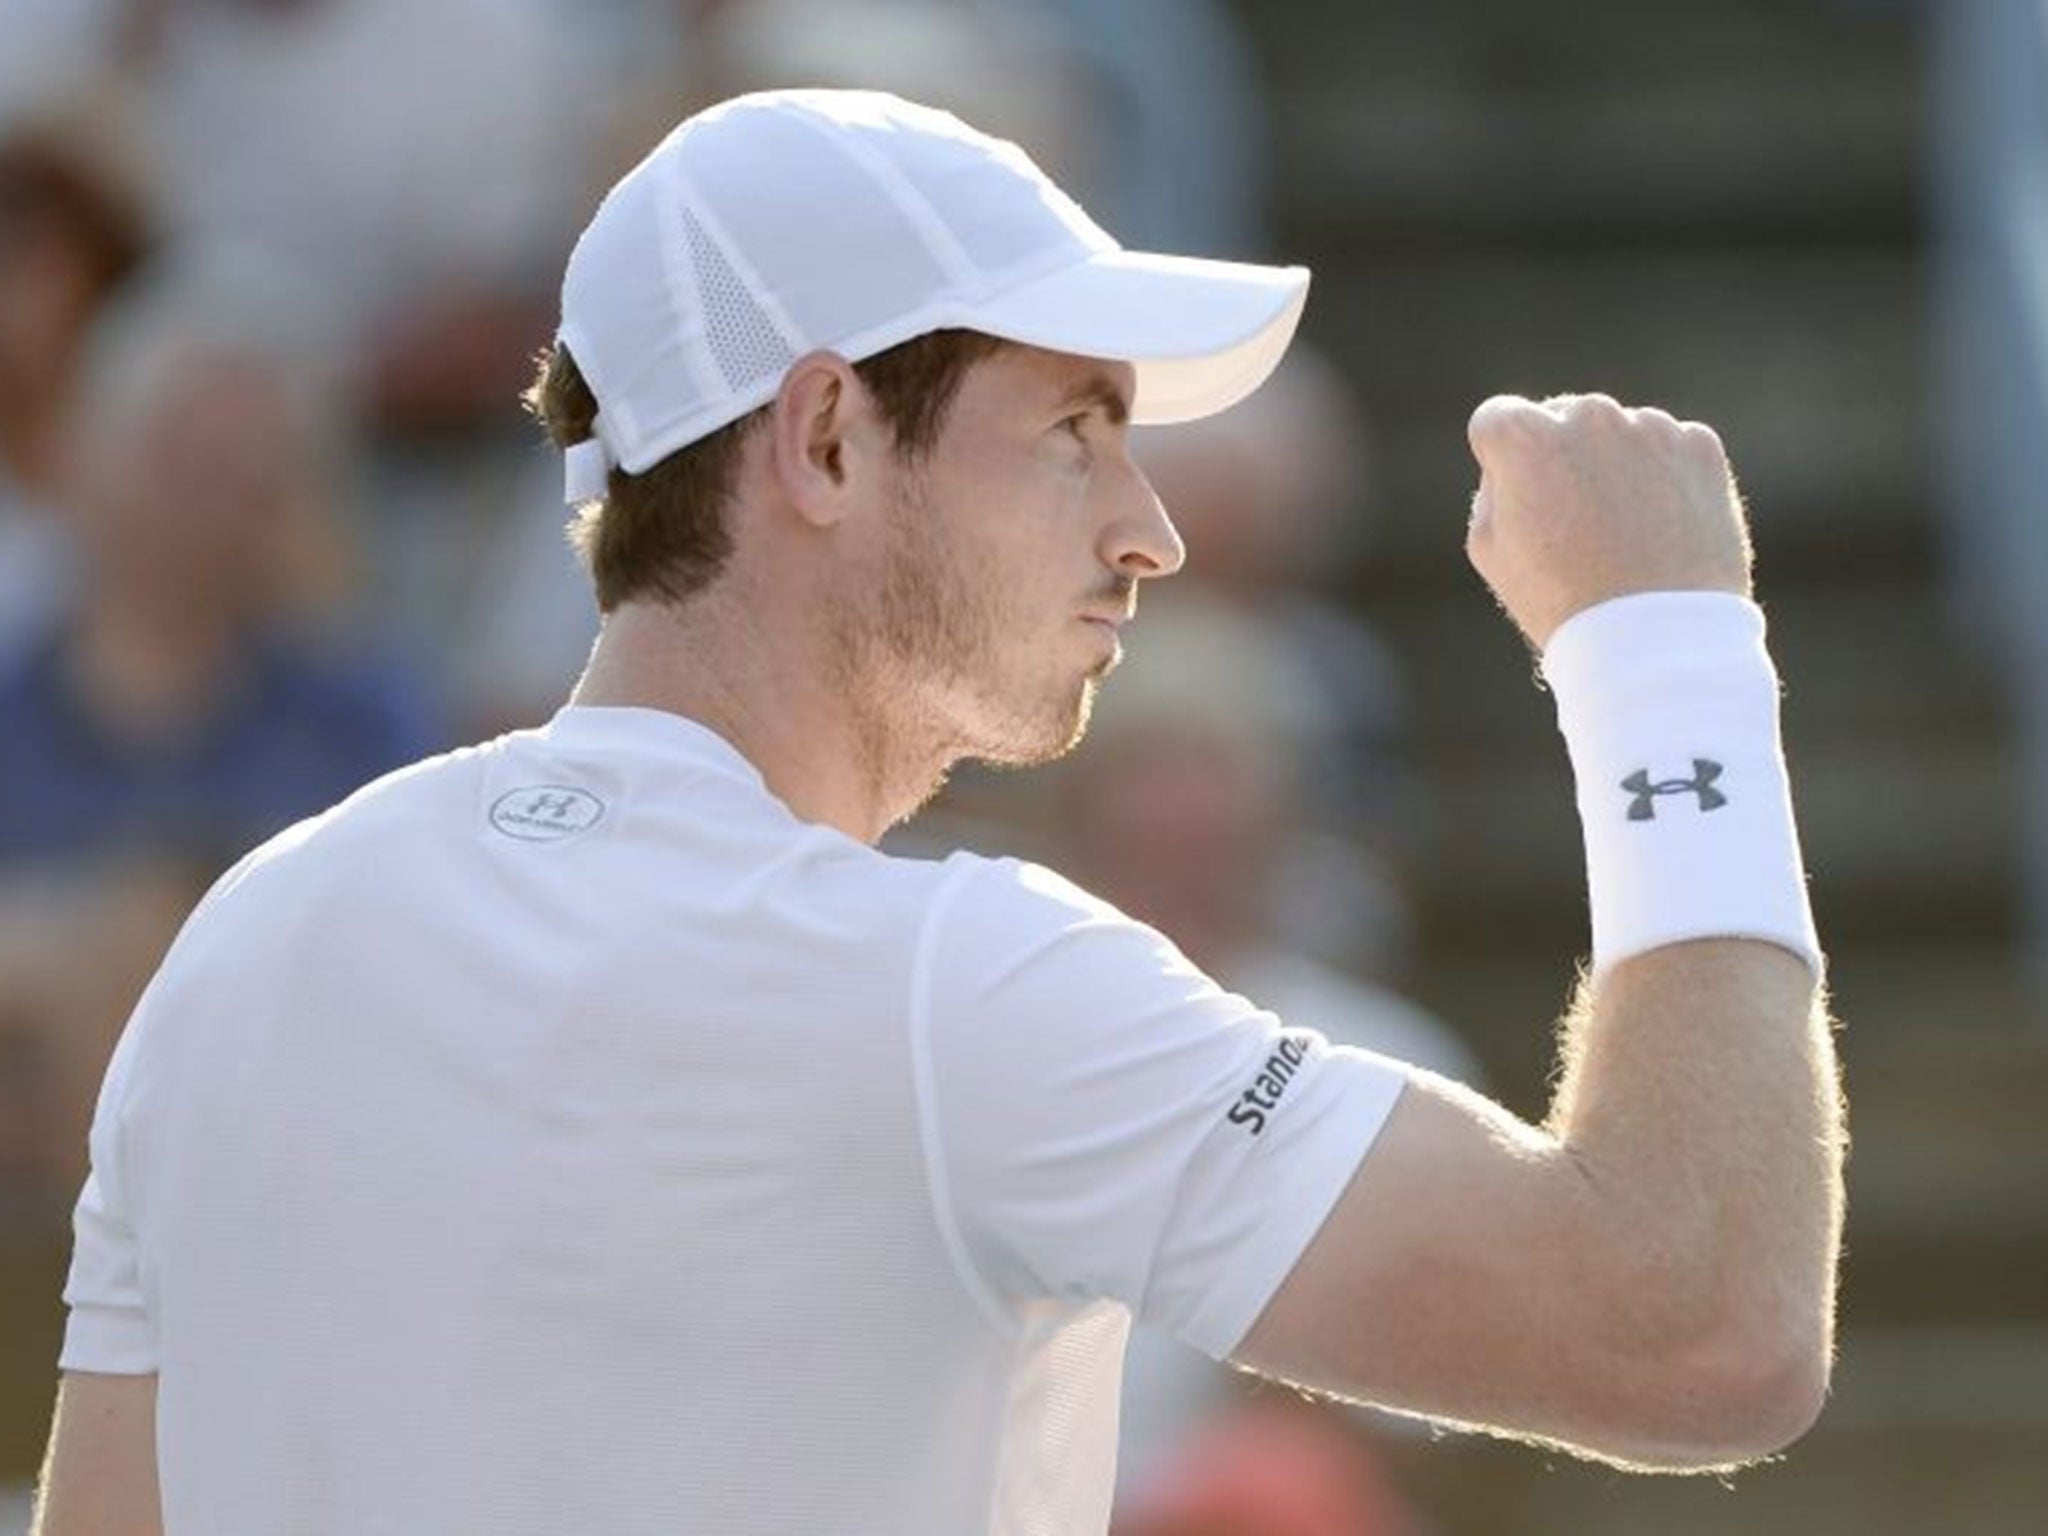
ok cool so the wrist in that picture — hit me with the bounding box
[1540,591,1821,979]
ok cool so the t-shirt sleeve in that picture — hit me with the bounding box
[58,1001,158,1375]
[911,857,1411,1360]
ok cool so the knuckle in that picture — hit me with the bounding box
[1557,392,1626,426]
[1680,419,1727,455]
[1471,393,1539,431]
[1540,394,1630,451]
[1469,394,1552,455]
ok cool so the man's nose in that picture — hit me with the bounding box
[1102,460,1186,580]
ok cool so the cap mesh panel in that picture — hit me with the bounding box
[682,207,796,393]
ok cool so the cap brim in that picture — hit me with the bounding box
[964,250,1311,424]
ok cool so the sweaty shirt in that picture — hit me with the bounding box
[61,704,1409,1536]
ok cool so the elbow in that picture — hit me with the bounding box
[1716,1318,1833,1460]
[1618,1313,1832,1471]
[1571,1187,1840,1470]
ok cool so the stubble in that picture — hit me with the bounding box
[827,473,1099,802]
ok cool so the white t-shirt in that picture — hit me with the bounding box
[62,705,1409,1536]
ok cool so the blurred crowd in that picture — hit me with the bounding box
[0,1,1464,1531]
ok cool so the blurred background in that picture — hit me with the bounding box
[0,1,2043,1532]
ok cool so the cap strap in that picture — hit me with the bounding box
[564,437,612,505]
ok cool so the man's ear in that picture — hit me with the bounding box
[771,351,889,528]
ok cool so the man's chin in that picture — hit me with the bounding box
[973,678,1099,770]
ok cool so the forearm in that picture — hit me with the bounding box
[1522,576,1844,1452]
[1548,938,1844,1377]
[33,1373,163,1536]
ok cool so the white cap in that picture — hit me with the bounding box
[555,88,1311,503]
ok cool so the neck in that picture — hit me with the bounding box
[569,590,954,845]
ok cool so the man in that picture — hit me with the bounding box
[34,90,1844,1535]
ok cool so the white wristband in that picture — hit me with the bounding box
[1540,591,1821,980]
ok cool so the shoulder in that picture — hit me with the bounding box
[191,736,491,913]
[922,852,1162,952]
[916,852,1214,1018]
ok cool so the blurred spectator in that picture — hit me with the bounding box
[1129,350,1419,980]
[0,104,150,657]
[1131,348,1403,802]
[129,0,587,422]
[109,0,609,732]
[1931,0,2048,1007]
[0,254,438,870]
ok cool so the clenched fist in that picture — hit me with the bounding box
[1465,393,1754,650]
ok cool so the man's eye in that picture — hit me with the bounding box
[1061,414,1090,441]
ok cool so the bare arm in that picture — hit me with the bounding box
[1236,395,1846,1471]
[1239,942,1840,1469]
[33,1373,162,1536]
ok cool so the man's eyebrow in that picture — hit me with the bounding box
[1055,372,1132,427]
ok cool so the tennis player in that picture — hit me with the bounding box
[35,90,1844,1536]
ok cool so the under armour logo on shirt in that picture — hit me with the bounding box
[1622,760,1727,822]
[490,785,606,841]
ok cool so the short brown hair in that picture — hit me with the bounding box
[524,329,1005,613]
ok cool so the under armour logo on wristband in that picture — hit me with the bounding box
[1622,760,1727,821]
